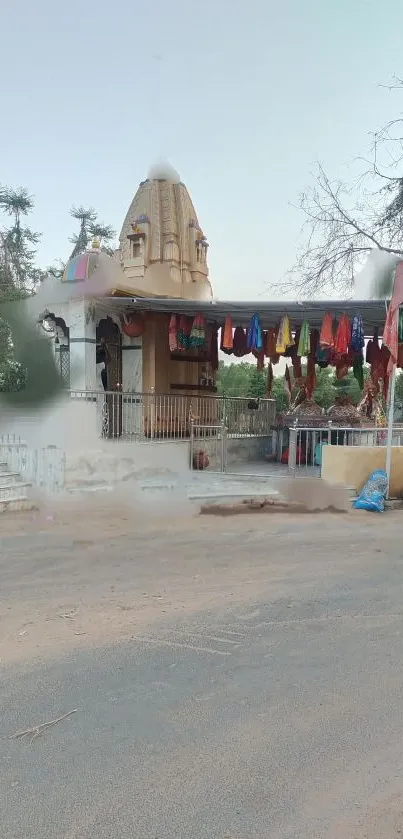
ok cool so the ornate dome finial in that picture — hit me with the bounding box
[91,237,101,250]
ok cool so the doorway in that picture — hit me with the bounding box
[96,317,123,438]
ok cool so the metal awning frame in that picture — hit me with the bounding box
[98,296,390,336]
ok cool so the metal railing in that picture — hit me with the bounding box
[288,424,403,477]
[69,391,275,441]
[0,434,65,494]
[190,424,227,472]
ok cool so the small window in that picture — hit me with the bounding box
[132,242,141,258]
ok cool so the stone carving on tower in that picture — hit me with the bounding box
[118,165,213,301]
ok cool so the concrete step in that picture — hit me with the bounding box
[0,482,31,501]
[67,484,113,495]
[0,496,36,513]
[188,489,279,501]
[0,472,23,485]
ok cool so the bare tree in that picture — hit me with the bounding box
[284,79,403,298]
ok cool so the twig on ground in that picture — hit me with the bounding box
[11,709,78,744]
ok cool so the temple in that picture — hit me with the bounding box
[3,179,401,499]
[40,167,214,400]
[16,164,398,500]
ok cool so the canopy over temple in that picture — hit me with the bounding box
[101,297,389,335]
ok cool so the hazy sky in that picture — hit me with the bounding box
[2,0,403,300]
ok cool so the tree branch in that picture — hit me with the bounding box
[282,83,403,297]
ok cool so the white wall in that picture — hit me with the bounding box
[0,395,98,451]
[122,334,142,391]
[69,298,96,391]
[65,439,189,489]
[0,395,190,491]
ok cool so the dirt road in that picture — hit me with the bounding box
[2,501,403,837]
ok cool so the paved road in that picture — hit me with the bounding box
[2,506,403,838]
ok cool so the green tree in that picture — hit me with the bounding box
[394,371,403,415]
[0,187,117,399]
[271,377,289,412]
[248,367,266,398]
[216,360,368,415]
[0,185,44,390]
[312,368,334,410]
[217,362,268,398]
[47,209,116,280]
[0,186,43,291]
[69,206,115,259]
[216,361,254,397]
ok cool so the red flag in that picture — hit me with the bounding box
[383,260,403,371]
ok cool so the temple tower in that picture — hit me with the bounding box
[118,165,213,301]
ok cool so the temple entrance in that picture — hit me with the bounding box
[96,317,122,438]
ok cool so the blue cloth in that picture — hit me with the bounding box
[350,314,365,353]
[247,313,263,351]
[353,469,387,512]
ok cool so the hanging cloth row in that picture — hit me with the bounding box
[168,313,219,371]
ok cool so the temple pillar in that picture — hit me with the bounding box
[68,297,96,391]
[141,316,157,392]
[122,333,142,392]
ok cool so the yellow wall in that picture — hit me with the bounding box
[322,445,403,496]
[141,313,202,393]
[140,312,218,434]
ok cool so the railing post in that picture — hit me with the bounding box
[190,419,195,469]
[221,395,226,429]
[288,425,297,476]
[221,424,227,472]
[150,388,155,440]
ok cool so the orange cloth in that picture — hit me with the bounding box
[265,327,280,364]
[320,313,334,348]
[222,316,233,350]
[334,314,351,356]
[372,344,390,392]
[265,328,277,357]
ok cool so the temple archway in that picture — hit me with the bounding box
[40,313,70,388]
[96,317,122,390]
[96,317,123,438]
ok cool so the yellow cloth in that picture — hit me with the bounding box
[276,315,294,354]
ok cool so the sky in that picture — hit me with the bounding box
[2,0,403,301]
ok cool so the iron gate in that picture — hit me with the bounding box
[190,422,227,472]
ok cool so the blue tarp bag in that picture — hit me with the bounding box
[353,469,388,512]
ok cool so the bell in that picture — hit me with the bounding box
[121,313,144,338]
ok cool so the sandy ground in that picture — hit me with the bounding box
[0,499,375,667]
[2,499,403,837]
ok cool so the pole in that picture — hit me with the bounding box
[385,362,397,499]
